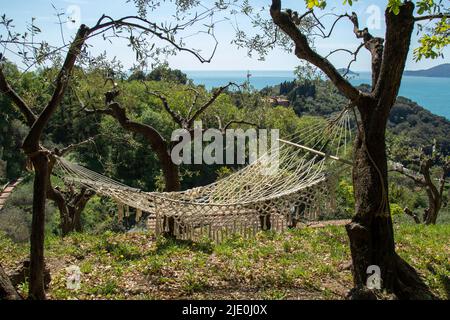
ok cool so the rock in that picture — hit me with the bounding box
[338,261,352,271]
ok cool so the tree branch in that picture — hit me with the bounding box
[414,13,450,22]
[223,120,258,131]
[22,24,91,154]
[90,15,218,64]
[186,87,201,119]
[188,82,238,127]
[0,64,37,127]
[403,207,421,224]
[55,137,96,157]
[390,162,426,186]
[345,12,384,87]
[147,91,185,127]
[270,0,361,103]
[438,161,449,199]
[373,3,415,110]
[420,159,440,200]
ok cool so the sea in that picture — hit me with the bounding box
[184,70,450,120]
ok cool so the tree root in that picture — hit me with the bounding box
[393,254,437,300]
[347,254,437,300]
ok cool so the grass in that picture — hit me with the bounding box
[0,221,449,300]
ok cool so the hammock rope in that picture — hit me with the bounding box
[54,111,353,242]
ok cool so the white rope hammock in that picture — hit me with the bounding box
[54,111,353,242]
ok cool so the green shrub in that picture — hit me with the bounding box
[336,179,354,217]
[81,196,120,234]
[390,203,404,216]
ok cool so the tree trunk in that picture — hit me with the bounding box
[346,104,395,297]
[28,152,48,300]
[159,149,179,237]
[72,206,83,232]
[424,195,441,225]
[0,264,21,300]
[47,156,93,236]
[346,102,434,299]
[47,188,72,236]
[161,154,181,192]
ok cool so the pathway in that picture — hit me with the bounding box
[0,178,23,211]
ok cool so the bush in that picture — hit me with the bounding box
[0,207,30,242]
[335,179,354,217]
[81,196,122,234]
[390,203,404,216]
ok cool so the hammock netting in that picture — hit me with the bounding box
[54,111,353,242]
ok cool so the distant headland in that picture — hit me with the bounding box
[404,63,450,78]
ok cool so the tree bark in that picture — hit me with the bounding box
[343,3,436,299]
[346,100,397,298]
[347,98,434,299]
[423,194,441,225]
[21,24,90,300]
[28,152,49,300]
[0,264,22,300]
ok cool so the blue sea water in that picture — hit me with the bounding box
[184,70,450,120]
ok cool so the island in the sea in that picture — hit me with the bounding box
[337,68,359,76]
[404,63,450,78]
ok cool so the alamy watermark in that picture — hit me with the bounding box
[171,121,280,174]
[66,265,81,290]
[366,265,381,290]
[65,5,82,30]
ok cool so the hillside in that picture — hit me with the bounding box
[1,221,449,300]
[404,64,450,78]
[263,80,450,154]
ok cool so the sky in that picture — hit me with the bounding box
[1,0,449,71]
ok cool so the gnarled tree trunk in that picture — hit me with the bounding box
[346,99,397,297]
[421,160,444,225]
[347,99,434,299]
[47,185,94,236]
[343,3,436,299]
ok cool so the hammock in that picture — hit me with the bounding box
[55,111,353,242]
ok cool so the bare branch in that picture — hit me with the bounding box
[188,82,239,127]
[345,12,384,86]
[90,15,218,64]
[147,90,185,127]
[85,108,114,116]
[185,87,201,119]
[403,207,421,224]
[23,24,91,154]
[270,0,361,103]
[56,137,96,157]
[343,43,365,77]
[311,13,348,39]
[414,13,450,22]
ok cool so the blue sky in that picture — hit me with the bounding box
[1,0,448,71]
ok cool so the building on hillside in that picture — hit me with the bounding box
[262,96,290,107]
